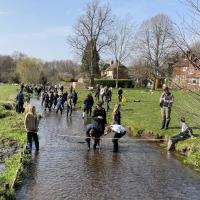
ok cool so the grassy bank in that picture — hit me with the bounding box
[75,88,200,171]
[0,84,27,199]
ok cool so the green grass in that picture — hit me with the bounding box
[75,87,200,171]
[0,84,18,102]
[0,84,26,199]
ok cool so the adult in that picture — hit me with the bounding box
[16,90,24,113]
[56,93,63,114]
[104,87,112,112]
[160,86,174,129]
[66,95,73,117]
[92,101,107,149]
[62,91,68,109]
[105,124,126,152]
[167,117,198,151]
[85,123,102,150]
[112,104,121,125]
[83,93,94,118]
[24,105,39,153]
[44,92,50,112]
[95,85,100,101]
[118,87,123,102]
[99,85,105,103]
[71,90,78,109]
[49,91,54,111]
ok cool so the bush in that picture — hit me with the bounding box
[62,77,77,82]
[94,79,134,88]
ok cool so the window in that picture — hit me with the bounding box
[188,68,194,74]
[183,66,188,71]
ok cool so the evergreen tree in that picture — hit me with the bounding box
[81,40,100,83]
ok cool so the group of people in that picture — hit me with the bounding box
[159,86,199,151]
[85,101,126,152]
[41,86,78,117]
[20,82,199,154]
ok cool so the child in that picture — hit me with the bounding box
[105,124,126,152]
[167,117,197,151]
[112,104,121,125]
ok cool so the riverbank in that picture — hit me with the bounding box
[0,84,27,199]
[75,88,200,171]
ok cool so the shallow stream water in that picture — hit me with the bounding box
[16,99,200,200]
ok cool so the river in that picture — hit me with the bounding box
[16,99,200,200]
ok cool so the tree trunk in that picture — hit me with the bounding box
[90,76,94,86]
[116,61,119,88]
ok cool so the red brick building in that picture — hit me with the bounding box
[173,58,200,87]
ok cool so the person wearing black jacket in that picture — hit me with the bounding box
[83,93,94,118]
[92,101,107,149]
[118,87,123,102]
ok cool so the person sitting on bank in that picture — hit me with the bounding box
[104,124,126,152]
[167,117,198,151]
[25,105,39,153]
[85,123,102,150]
[160,86,174,130]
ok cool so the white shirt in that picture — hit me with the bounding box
[100,88,105,95]
[111,125,126,134]
[181,122,188,132]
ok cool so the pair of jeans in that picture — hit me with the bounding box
[161,107,171,129]
[27,132,39,152]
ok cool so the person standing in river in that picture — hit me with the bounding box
[25,105,39,153]
[92,101,107,149]
[160,86,174,130]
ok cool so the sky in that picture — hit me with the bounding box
[0,0,187,61]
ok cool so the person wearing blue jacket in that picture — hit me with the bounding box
[85,123,101,150]
[56,94,63,114]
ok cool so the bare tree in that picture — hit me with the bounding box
[109,16,136,88]
[68,0,113,85]
[171,0,200,70]
[136,14,175,89]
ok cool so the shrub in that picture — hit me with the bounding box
[94,79,134,88]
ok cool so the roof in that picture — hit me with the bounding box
[174,59,190,67]
[105,63,128,72]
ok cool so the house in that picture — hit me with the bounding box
[173,57,200,87]
[102,60,129,79]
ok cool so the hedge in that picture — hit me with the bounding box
[84,79,134,88]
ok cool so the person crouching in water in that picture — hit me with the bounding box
[104,124,126,152]
[25,105,39,153]
[66,95,73,117]
[85,123,101,150]
[167,117,198,151]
